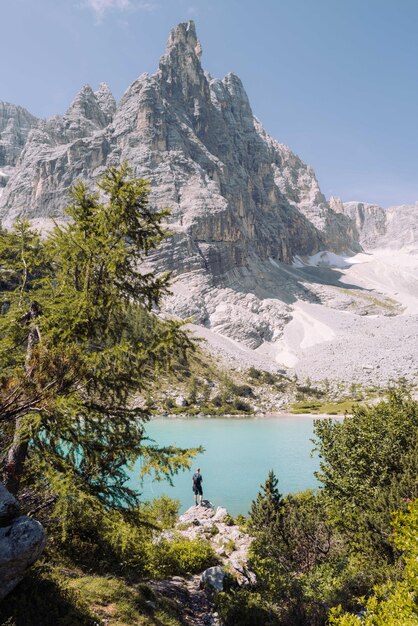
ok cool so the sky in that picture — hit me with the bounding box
[1,0,418,207]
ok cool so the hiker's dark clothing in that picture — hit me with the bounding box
[192,472,203,496]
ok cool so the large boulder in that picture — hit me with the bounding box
[0,484,20,525]
[0,484,46,600]
[200,565,226,592]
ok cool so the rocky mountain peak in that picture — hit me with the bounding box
[0,21,368,352]
[94,82,116,122]
[329,195,344,213]
[66,84,108,128]
[158,20,206,104]
[162,20,202,63]
[0,102,38,168]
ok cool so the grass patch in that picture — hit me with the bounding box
[290,399,361,415]
[68,575,183,626]
[0,566,98,626]
[0,566,184,626]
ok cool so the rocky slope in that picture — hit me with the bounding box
[0,21,417,384]
[150,501,254,626]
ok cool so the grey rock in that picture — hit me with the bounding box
[94,83,117,123]
[0,484,19,525]
[200,565,226,592]
[177,501,215,527]
[145,600,157,610]
[0,102,38,170]
[334,197,418,252]
[212,507,228,522]
[0,485,46,600]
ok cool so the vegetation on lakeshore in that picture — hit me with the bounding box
[141,356,410,417]
[217,391,418,625]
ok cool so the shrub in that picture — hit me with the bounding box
[232,399,252,412]
[217,590,279,626]
[248,367,262,380]
[142,495,180,529]
[147,535,218,578]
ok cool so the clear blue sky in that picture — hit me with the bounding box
[2,0,418,207]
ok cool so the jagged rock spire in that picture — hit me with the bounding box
[94,82,116,122]
[161,20,202,65]
[66,84,108,128]
[159,21,207,103]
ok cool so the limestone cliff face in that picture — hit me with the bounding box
[0,102,38,193]
[0,84,115,224]
[331,197,418,252]
[0,22,365,350]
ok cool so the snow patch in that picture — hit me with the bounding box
[307,250,352,269]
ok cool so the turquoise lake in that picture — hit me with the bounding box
[130,415,329,516]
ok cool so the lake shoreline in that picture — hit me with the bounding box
[151,411,346,420]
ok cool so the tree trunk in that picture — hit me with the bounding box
[4,416,29,495]
[3,302,40,495]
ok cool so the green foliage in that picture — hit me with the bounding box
[216,589,279,626]
[313,391,418,555]
[146,535,218,578]
[141,495,180,529]
[247,367,278,386]
[223,512,235,526]
[248,488,338,624]
[232,398,252,412]
[44,489,153,575]
[249,469,284,532]
[186,377,198,404]
[329,499,418,626]
[215,392,418,626]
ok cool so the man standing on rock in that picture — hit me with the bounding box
[192,468,203,506]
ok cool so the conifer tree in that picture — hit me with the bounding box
[249,469,284,531]
[0,165,198,513]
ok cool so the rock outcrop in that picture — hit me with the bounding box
[148,501,253,626]
[176,501,255,586]
[0,484,46,600]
